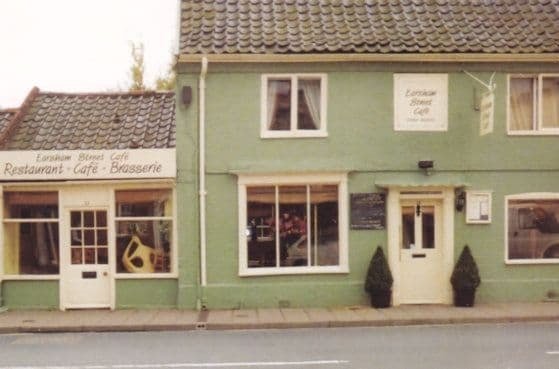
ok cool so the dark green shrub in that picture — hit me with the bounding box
[450,245,481,290]
[365,246,393,293]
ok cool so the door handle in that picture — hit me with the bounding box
[103,272,108,276]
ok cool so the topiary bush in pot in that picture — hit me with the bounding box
[450,245,481,307]
[364,246,393,308]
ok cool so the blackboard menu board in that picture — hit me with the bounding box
[350,193,386,230]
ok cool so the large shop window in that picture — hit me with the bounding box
[261,74,327,138]
[3,192,60,275]
[239,174,348,275]
[115,189,173,274]
[509,75,559,134]
[507,195,559,262]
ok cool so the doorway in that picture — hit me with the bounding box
[61,208,111,309]
[387,188,454,305]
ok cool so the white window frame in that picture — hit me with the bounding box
[261,74,328,138]
[507,74,559,135]
[505,192,559,264]
[1,189,61,280]
[238,172,348,276]
[114,187,177,279]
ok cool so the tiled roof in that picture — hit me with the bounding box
[0,110,17,138]
[180,0,559,54]
[1,88,175,151]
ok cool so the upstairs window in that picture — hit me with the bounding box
[509,75,559,134]
[261,74,327,138]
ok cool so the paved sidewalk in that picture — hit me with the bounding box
[0,302,557,333]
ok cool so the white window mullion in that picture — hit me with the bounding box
[275,186,280,268]
[306,185,311,266]
[291,76,298,132]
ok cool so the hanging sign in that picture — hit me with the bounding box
[480,91,494,136]
[394,74,448,131]
[0,148,176,180]
[350,193,386,230]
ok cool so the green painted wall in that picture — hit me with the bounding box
[177,62,559,308]
[2,281,58,309]
[116,279,178,309]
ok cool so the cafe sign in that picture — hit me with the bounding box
[394,74,448,131]
[0,148,176,180]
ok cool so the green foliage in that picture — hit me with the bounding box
[364,246,393,293]
[129,41,146,92]
[451,245,481,290]
[155,55,177,91]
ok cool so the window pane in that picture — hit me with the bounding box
[247,186,276,268]
[116,220,171,273]
[509,77,535,131]
[298,79,321,130]
[4,222,59,274]
[310,185,338,266]
[422,206,435,249]
[401,206,415,249]
[508,199,559,260]
[279,186,307,266]
[542,77,559,128]
[267,79,291,131]
[4,192,58,218]
[115,189,172,217]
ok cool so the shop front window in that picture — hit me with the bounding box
[3,191,59,275]
[240,174,348,275]
[507,196,559,262]
[115,189,173,274]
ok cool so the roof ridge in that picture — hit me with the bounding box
[38,90,175,98]
[0,87,40,149]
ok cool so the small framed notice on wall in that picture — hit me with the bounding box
[466,191,492,224]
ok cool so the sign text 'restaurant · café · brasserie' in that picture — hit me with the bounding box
[0,148,176,180]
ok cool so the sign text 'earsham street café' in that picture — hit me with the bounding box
[0,149,176,180]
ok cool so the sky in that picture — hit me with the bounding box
[0,0,178,108]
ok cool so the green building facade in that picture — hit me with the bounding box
[176,1,559,309]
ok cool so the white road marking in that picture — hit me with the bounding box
[546,351,559,355]
[0,360,349,369]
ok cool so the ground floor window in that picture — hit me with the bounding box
[115,189,173,274]
[3,191,60,275]
[507,194,559,262]
[239,173,348,275]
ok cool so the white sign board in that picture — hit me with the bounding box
[0,148,176,181]
[479,91,494,136]
[394,74,448,131]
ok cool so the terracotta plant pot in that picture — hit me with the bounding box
[453,288,476,307]
[370,290,391,308]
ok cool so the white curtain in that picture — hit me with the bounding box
[542,77,559,128]
[301,79,321,129]
[510,78,535,131]
[267,80,279,129]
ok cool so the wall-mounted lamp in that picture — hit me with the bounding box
[418,160,434,176]
[181,86,192,107]
[455,191,466,212]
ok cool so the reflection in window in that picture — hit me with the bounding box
[3,192,59,275]
[265,75,323,133]
[115,190,173,273]
[401,206,415,250]
[508,198,559,260]
[246,184,338,268]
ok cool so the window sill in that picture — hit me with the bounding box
[239,265,349,277]
[1,275,60,280]
[261,131,328,139]
[505,259,559,265]
[114,273,178,279]
[507,130,559,136]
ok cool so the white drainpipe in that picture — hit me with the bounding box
[199,57,208,291]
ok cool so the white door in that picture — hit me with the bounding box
[62,208,111,309]
[400,200,445,304]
